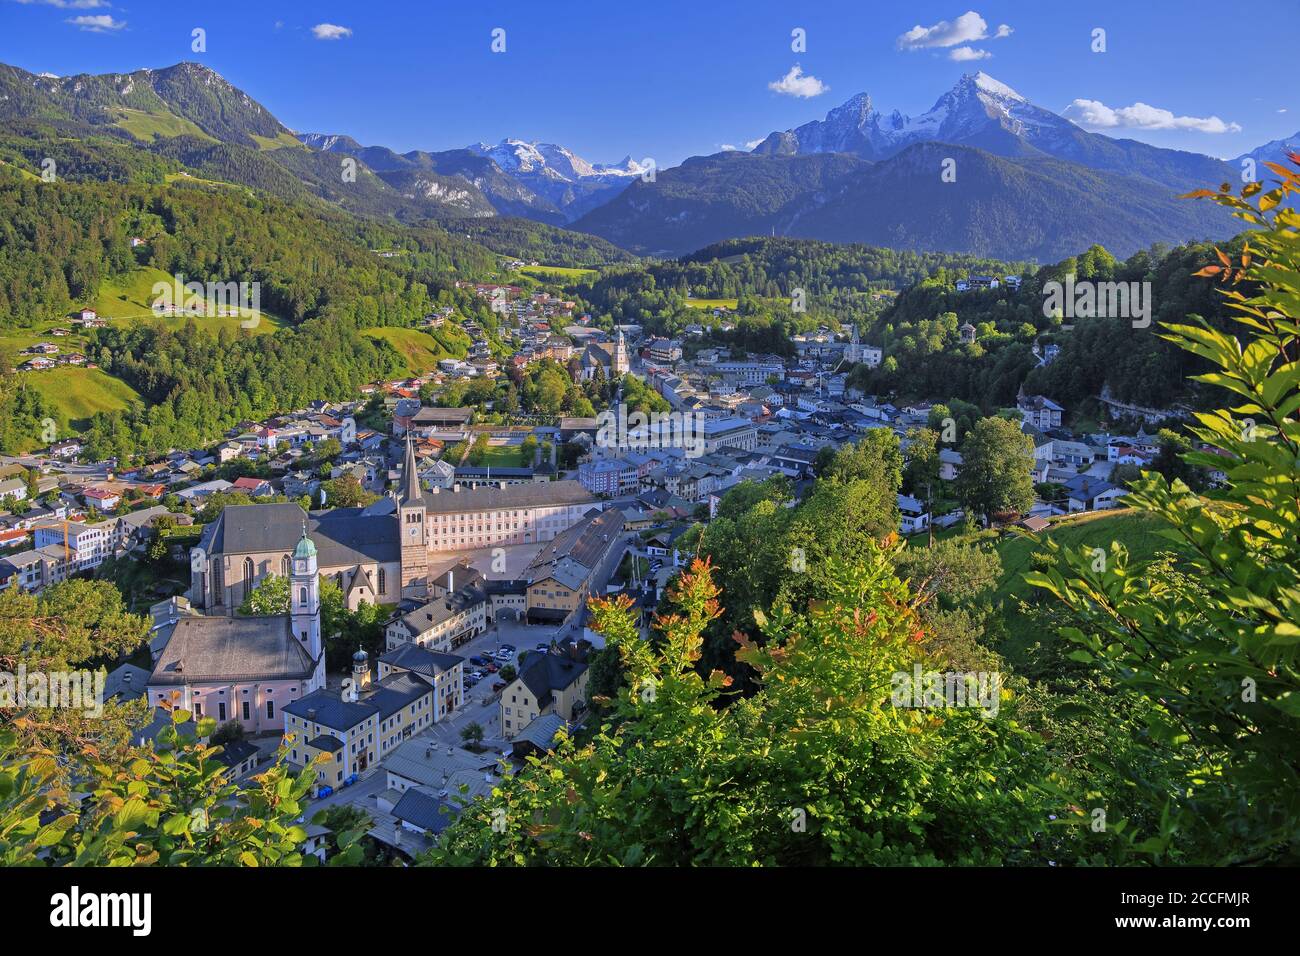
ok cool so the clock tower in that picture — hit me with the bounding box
[398,434,429,597]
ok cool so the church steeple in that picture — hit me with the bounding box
[612,326,629,375]
[400,432,422,505]
[397,433,428,598]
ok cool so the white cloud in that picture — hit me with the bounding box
[768,64,828,98]
[898,11,1011,50]
[311,23,352,41]
[1279,108,1289,114]
[1064,98,1242,134]
[720,144,738,151]
[66,13,125,31]
[949,46,991,61]
[16,0,110,8]
[745,137,764,150]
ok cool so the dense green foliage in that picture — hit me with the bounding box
[437,216,636,267]
[1028,167,1300,863]
[424,554,1060,865]
[861,240,1240,412]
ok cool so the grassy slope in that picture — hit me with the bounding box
[685,297,738,309]
[518,265,597,282]
[2,265,286,448]
[251,131,307,151]
[984,508,1180,667]
[1,266,284,360]
[111,107,215,143]
[23,366,143,435]
[362,327,462,375]
[83,266,285,334]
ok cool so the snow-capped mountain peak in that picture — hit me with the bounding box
[966,71,1025,102]
[468,139,639,182]
[752,72,1072,159]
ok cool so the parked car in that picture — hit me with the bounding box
[492,681,507,692]
[500,643,516,652]
[469,655,491,666]
[485,662,498,673]
[535,642,549,652]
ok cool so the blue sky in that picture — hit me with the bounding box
[1,0,1295,166]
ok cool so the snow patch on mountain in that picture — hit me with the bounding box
[468,139,642,182]
[754,72,1077,159]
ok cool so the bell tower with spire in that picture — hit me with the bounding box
[612,326,629,376]
[290,521,324,691]
[398,434,429,597]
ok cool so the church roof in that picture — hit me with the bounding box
[202,502,398,567]
[421,480,595,514]
[149,615,315,685]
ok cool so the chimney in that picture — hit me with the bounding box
[307,708,316,720]
[447,570,453,592]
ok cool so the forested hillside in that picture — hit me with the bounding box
[0,165,503,454]
[0,166,493,327]
[855,240,1239,412]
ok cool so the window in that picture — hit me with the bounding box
[218,702,227,721]
[242,701,250,721]
[282,555,291,577]
[377,568,386,595]
[266,700,275,720]
[242,558,254,599]
[299,586,307,607]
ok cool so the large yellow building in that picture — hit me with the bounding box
[283,650,439,790]
[500,643,591,739]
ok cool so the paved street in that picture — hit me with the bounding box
[435,617,565,744]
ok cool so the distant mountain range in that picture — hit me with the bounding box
[576,72,1295,259]
[298,133,643,224]
[1,61,1294,261]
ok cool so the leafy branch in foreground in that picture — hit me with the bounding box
[0,711,362,866]
[1028,157,1300,864]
